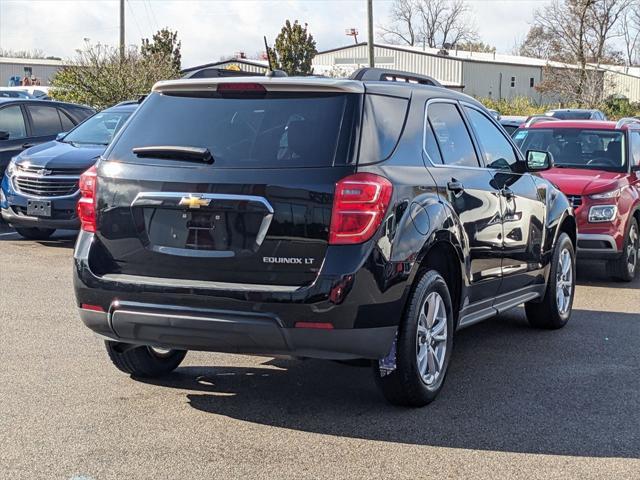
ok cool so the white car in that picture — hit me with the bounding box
[2,86,51,99]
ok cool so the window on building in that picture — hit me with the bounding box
[530,77,535,88]
[510,76,516,88]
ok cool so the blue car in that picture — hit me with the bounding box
[1,101,137,239]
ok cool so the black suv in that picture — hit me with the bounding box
[74,69,576,406]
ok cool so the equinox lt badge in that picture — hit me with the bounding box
[179,196,211,209]
[263,257,315,265]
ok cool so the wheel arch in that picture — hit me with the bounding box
[409,232,465,328]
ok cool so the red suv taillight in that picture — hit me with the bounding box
[329,173,393,245]
[77,165,98,233]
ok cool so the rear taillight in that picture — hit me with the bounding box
[77,165,98,233]
[329,173,393,245]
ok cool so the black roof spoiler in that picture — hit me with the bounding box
[349,68,442,87]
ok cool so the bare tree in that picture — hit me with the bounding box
[378,0,477,49]
[530,0,634,105]
[378,0,420,46]
[620,2,640,65]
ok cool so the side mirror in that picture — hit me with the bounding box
[0,131,9,141]
[526,150,554,171]
[56,132,67,141]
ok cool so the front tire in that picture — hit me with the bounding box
[14,227,55,240]
[607,217,639,282]
[525,232,575,329]
[105,341,187,377]
[374,270,454,407]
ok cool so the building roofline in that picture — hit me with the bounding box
[182,58,269,73]
[314,42,604,71]
[0,56,67,66]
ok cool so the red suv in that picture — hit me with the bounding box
[514,119,640,281]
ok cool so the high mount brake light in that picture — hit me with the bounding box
[77,165,98,233]
[216,83,267,94]
[329,173,393,245]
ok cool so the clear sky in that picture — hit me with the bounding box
[0,0,544,67]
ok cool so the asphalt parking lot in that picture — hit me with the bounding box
[1,226,638,479]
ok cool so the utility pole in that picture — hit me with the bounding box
[119,0,125,60]
[367,0,374,67]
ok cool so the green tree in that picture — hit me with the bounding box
[141,27,182,73]
[273,20,317,76]
[51,43,179,110]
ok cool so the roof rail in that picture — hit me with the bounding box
[524,115,560,128]
[350,67,442,87]
[615,117,640,129]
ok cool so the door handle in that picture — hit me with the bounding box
[21,143,35,149]
[447,180,465,196]
[501,187,515,199]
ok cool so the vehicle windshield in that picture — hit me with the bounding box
[106,91,358,168]
[63,110,132,145]
[513,128,626,171]
[547,111,592,120]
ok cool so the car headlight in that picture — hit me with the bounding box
[590,188,621,199]
[588,205,617,223]
[6,157,20,177]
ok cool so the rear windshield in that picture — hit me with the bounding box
[106,91,358,168]
[513,128,626,171]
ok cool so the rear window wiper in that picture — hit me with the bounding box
[132,146,214,164]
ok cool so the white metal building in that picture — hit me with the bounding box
[313,43,640,104]
[0,57,67,86]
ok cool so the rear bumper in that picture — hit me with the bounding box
[74,230,407,360]
[79,306,397,360]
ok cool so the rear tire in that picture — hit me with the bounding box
[14,227,55,240]
[606,217,639,282]
[105,341,187,377]
[374,270,454,407]
[525,232,575,329]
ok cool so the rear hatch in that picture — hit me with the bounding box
[92,83,360,287]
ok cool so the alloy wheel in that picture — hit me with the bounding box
[556,248,573,315]
[416,291,448,387]
[627,223,638,277]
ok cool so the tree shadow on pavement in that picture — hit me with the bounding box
[139,308,640,458]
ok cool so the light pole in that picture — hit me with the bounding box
[119,0,125,60]
[367,0,374,67]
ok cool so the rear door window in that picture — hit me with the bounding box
[427,102,479,168]
[0,105,27,139]
[107,92,358,168]
[27,104,63,136]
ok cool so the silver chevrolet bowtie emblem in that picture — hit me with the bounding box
[37,168,53,176]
